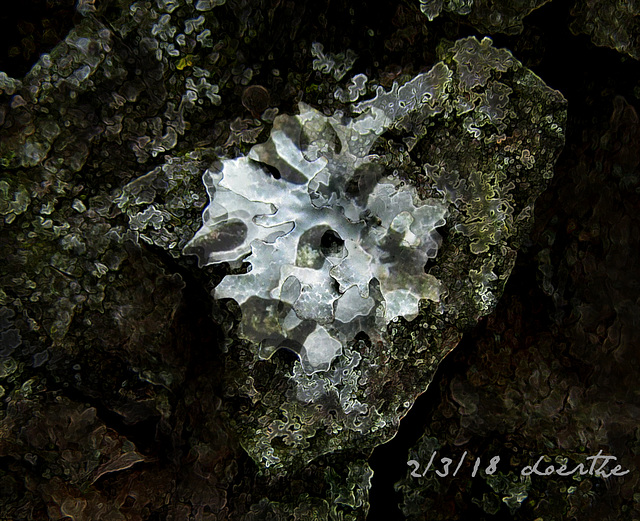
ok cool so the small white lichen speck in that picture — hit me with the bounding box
[185,86,448,373]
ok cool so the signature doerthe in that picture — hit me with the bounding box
[408,449,630,479]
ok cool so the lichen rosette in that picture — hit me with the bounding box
[184,102,447,373]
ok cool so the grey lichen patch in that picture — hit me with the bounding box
[185,102,448,374]
[190,36,567,471]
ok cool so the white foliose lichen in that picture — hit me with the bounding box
[185,68,452,374]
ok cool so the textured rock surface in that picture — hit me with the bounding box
[570,0,640,60]
[417,0,551,35]
[3,0,637,519]
[393,95,640,520]
[205,36,565,472]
